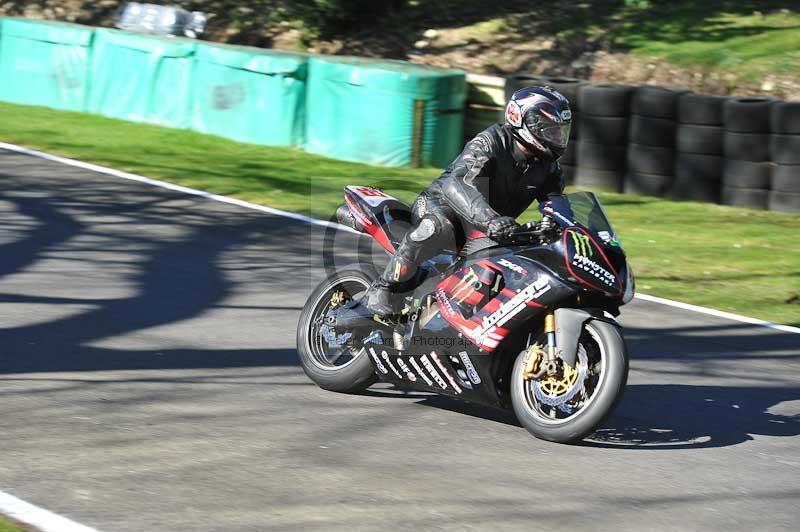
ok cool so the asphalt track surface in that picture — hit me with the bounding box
[0,148,798,532]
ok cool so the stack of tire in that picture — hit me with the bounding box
[769,101,800,213]
[721,98,775,209]
[671,93,727,202]
[624,87,686,197]
[505,75,585,184]
[575,84,632,191]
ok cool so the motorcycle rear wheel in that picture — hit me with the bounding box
[296,268,378,393]
[510,320,628,443]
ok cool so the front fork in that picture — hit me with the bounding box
[522,310,559,380]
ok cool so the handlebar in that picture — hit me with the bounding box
[498,218,561,245]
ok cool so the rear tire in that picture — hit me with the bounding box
[511,320,628,444]
[296,268,378,393]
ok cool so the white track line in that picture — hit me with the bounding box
[1,141,797,336]
[635,293,800,334]
[0,490,99,532]
[0,142,355,233]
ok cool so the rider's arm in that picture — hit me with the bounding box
[537,160,565,202]
[439,132,500,231]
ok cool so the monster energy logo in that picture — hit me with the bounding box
[452,268,481,302]
[570,231,593,257]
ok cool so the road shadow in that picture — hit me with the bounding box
[587,383,800,449]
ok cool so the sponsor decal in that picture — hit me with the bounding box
[369,347,388,374]
[572,254,616,288]
[571,231,593,257]
[561,109,572,121]
[349,186,392,207]
[380,351,403,379]
[471,276,551,340]
[431,353,462,394]
[451,268,481,302]
[505,101,522,127]
[421,354,449,390]
[497,258,528,276]
[396,358,417,382]
[409,357,433,386]
[416,196,427,217]
[435,287,456,318]
[458,351,482,385]
[599,230,621,247]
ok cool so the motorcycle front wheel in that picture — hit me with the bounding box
[296,268,378,393]
[510,320,628,444]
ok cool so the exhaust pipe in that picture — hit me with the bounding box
[336,204,364,232]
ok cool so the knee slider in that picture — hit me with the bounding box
[408,216,440,243]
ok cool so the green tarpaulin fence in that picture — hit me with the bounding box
[305,56,466,167]
[0,18,468,167]
[87,29,196,128]
[0,18,94,111]
[192,43,307,147]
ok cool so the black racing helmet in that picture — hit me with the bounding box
[504,86,572,159]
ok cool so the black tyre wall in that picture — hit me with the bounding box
[768,191,800,213]
[723,160,772,189]
[578,84,631,117]
[721,186,768,210]
[574,166,623,192]
[678,93,726,125]
[723,97,774,133]
[670,174,721,203]
[771,164,800,193]
[770,135,800,165]
[675,153,723,182]
[577,141,627,170]
[629,115,676,147]
[676,124,724,155]
[624,171,674,197]
[724,132,770,162]
[631,86,687,119]
[627,143,675,175]
[771,101,800,134]
[579,114,629,144]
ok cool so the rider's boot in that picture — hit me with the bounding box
[332,277,402,328]
[362,277,403,317]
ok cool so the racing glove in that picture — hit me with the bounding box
[486,216,519,240]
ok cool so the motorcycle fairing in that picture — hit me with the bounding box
[363,343,503,406]
[433,255,574,352]
[562,227,623,297]
[343,186,411,253]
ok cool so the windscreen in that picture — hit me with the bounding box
[542,192,619,243]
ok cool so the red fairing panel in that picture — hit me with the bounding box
[434,259,546,352]
[343,186,398,253]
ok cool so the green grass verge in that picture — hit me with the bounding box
[0,102,798,326]
[0,515,24,532]
[608,2,800,82]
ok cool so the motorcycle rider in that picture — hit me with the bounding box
[361,86,572,317]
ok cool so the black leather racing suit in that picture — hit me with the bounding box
[380,123,564,288]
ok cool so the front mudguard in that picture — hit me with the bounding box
[554,308,621,367]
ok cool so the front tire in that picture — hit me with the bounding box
[296,268,378,393]
[511,320,628,444]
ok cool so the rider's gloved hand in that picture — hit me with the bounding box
[486,216,519,240]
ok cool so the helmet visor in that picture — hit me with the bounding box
[525,110,571,148]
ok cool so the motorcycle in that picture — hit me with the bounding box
[296,186,635,443]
